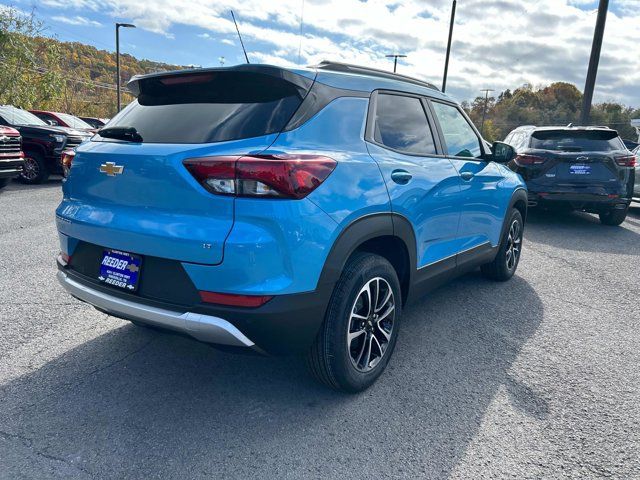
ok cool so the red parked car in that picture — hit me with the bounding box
[29,110,97,133]
[0,125,24,189]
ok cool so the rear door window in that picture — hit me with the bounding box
[430,102,482,158]
[530,130,624,152]
[103,71,309,144]
[372,93,437,155]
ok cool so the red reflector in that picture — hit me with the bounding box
[59,252,71,265]
[514,154,546,166]
[199,291,273,308]
[614,155,636,167]
[608,194,619,198]
[183,154,337,199]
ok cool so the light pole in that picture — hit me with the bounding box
[480,88,494,136]
[385,54,407,73]
[442,0,457,92]
[116,22,136,112]
[581,0,608,125]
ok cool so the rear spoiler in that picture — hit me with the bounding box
[126,64,315,98]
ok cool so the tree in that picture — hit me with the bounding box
[0,7,63,109]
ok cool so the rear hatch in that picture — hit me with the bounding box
[58,66,314,265]
[518,129,629,188]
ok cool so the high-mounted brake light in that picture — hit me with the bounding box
[61,149,76,177]
[198,290,273,308]
[514,154,546,166]
[614,155,636,167]
[183,154,337,199]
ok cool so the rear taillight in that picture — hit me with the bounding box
[199,290,273,308]
[183,154,337,199]
[514,154,546,166]
[614,155,636,167]
[61,149,76,177]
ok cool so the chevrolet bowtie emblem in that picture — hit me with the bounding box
[99,162,124,176]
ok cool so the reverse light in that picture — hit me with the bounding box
[61,149,76,177]
[198,291,273,308]
[514,154,546,166]
[183,154,337,199]
[614,155,636,167]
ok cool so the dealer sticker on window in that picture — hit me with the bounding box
[98,249,142,291]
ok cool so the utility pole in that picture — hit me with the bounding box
[581,0,608,125]
[115,22,136,112]
[385,54,407,73]
[480,89,494,136]
[442,0,457,92]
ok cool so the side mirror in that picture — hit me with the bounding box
[491,141,516,163]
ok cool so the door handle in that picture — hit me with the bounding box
[460,171,474,181]
[391,170,412,185]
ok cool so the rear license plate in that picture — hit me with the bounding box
[569,164,591,175]
[99,249,142,291]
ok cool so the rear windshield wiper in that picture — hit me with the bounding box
[98,126,143,142]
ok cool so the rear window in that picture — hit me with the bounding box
[530,130,624,152]
[103,71,308,144]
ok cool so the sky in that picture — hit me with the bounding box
[4,0,640,106]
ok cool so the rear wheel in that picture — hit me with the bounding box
[308,252,401,393]
[0,178,10,190]
[598,207,628,226]
[481,208,523,281]
[19,151,49,184]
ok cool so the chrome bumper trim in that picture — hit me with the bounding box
[57,271,255,348]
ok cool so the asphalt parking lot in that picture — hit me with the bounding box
[1,180,639,479]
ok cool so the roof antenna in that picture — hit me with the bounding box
[230,10,250,64]
[297,0,305,65]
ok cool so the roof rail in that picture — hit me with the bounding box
[311,60,439,91]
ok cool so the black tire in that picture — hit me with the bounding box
[19,151,49,184]
[598,207,628,226]
[0,178,10,190]
[481,208,524,282]
[307,252,402,393]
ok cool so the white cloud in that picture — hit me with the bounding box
[42,0,640,105]
[51,15,102,27]
[221,38,235,46]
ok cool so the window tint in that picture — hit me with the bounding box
[373,94,436,155]
[431,102,482,158]
[530,130,624,152]
[103,71,308,144]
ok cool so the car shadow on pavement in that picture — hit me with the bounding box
[0,273,543,479]
[525,208,640,254]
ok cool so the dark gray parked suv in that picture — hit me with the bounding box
[504,125,635,225]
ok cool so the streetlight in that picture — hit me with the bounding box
[580,0,608,125]
[115,22,136,112]
[442,0,457,92]
[385,54,407,73]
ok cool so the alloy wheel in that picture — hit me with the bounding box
[347,277,395,372]
[505,219,522,270]
[21,156,39,181]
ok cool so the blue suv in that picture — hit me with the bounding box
[56,62,527,392]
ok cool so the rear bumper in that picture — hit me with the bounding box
[527,190,631,209]
[56,258,331,355]
[57,270,258,350]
